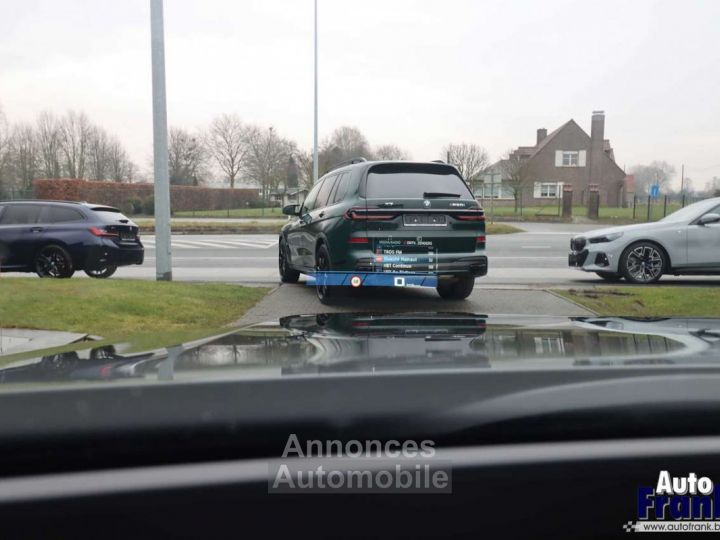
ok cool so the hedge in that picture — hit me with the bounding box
[32,178,261,213]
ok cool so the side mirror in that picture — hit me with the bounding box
[282,204,301,216]
[698,213,720,226]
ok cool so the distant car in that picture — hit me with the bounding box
[569,197,720,283]
[278,159,488,302]
[0,200,144,279]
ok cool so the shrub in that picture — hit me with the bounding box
[143,196,155,215]
[130,197,144,215]
[119,200,135,215]
[32,179,260,212]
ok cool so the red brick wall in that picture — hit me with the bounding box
[33,179,260,212]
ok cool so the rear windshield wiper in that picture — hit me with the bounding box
[423,192,461,198]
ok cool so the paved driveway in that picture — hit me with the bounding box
[235,283,594,326]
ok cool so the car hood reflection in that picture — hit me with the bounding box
[3,313,720,386]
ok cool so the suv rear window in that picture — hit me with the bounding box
[366,164,473,199]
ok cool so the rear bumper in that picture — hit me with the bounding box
[84,241,144,269]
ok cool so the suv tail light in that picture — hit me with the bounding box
[343,207,397,221]
[89,227,119,238]
[477,235,486,248]
[455,210,486,221]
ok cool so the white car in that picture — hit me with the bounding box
[569,197,720,284]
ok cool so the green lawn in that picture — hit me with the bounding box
[175,207,284,218]
[556,287,720,317]
[486,223,523,234]
[485,204,684,222]
[0,279,269,349]
[135,219,284,234]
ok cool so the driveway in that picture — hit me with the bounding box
[235,283,594,326]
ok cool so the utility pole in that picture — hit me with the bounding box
[680,163,685,193]
[312,0,319,183]
[150,0,172,281]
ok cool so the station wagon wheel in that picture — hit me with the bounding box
[35,245,75,279]
[620,242,666,284]
[84,265,117,279]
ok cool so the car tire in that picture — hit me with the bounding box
[595,271,623,282]
[315,244,338,304]
[85,265,118,279]
[619,241,667,284]
[436,275,475,300]
[278,239,300,283]
[35,245,75,279]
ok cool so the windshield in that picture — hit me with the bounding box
[3,1,720,495]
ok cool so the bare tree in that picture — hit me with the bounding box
[9,123,39,190]
[319,126,371,172]
[0,106,11,194]
[444,143,490,193]
[294,149,315,189]
[374,144,410,160]
[243,126,296,199]
[205,114,249,188]
[169,127,207,185]
[500,150,534,211]
[629,161,676,195]
[36,111,63,178]
[59,110,92,178]
[106,137,136,182]
[87,125,110,181]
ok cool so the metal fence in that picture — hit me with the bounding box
[480,188,708,223]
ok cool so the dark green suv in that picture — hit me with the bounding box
[279,159,487,302]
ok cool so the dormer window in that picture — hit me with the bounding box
[555,150,586,167]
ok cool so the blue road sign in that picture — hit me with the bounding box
[650,184,660,198]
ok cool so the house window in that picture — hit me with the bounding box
[562,151,579,166]
[539,182,559,198]
[555,150,586,167]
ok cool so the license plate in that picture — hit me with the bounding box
[403,214,446,226]
[120,233,136,241]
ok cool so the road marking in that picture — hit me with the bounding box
[144,257,277,260]
[492,256,567,259]
[142,239,278,249]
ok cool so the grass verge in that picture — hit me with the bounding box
[175,207,284,219]
[0,279,269,358]
[555,287,720,317]
[486,223,523,235]
[135,219,284,234]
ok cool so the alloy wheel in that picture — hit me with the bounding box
[625,245,663,283]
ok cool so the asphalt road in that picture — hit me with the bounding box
[107,222,720,287]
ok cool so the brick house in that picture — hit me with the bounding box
[479,111,628,207]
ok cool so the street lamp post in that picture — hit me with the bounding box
[313,0,319,183]
[150,0,172,281]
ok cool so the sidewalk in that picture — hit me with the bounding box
[0,329,88,357]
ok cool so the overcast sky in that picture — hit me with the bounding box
[1,0,719,187]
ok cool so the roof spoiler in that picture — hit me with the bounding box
[325,157,367,174]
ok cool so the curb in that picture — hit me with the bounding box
[545,289,598,315]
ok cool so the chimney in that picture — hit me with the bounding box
[591,110,605,145]
[536,128,547,145]
[589,110,606,199]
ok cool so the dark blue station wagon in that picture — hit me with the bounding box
[0,201,144,278]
